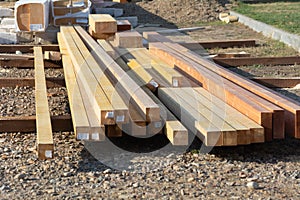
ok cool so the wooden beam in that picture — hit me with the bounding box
[67,27,128,125]
[158,88,223,146]
[62,54,92,140]
[213,56,300,67]
[0,77,65,88]
[166,88,238,146]
[0,45,59,53]
[34,47,54,160]
[74,25,160,122]
[61,26,115,125]
[100,42,187,144]
[193,87,264,143]
[0,115,72,133]
[149,42,275,141]
[179,87,252,145]
[0,60,62,68]
[164,42,300,139]
[250,77,300,88]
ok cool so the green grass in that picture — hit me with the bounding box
[233,1,300,34]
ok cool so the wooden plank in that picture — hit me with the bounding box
[179,39,256,50]
[0,115,72,133]
[89,14,117,34]
[59,32,106,141]
[250,77,300,88]
[169,88,238,146]
[0,77,65,88]
[0,60,62,68]
[179,87,251,145]
[62,55,94,140]
[117,20,131,32]
[0,45,59,53]
[100,40,148,136]
[61,26,115,125]
[149,42,274,140]
[74,25,160,122]
[213,56,300,67]
[100,41,187,144]
[142,86,188,145]
[165,42,300,138]
[34,47,54,159]
[112,31,143,48]
[193,87,264,143]
[158,88,223,146]
[67,27,128,124]
[161,42,285,140]
[0,53,34,60]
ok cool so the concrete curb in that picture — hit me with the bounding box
[230,11,300,52]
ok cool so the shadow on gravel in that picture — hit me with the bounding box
[210,138,300,164]
[75,133,300,173]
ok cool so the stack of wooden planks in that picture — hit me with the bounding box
[99,40,265,146]
[58,26,189,146]
[55,26,300,148]
[145,32,300,140]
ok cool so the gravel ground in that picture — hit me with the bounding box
[1,1,300,199]
[0,132,300,199]
[0,86,69,116]
[0,67,64,78]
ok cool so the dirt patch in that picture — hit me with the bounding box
[110,0,233,27]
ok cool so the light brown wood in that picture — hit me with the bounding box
[89,14,117,34]
[165,42,295,139]
[149,42,275,140]
[34,47,54,159]
[74,25,160,122]
[158,88,223,146]
[193,87,264,143]
[112,31,143,48]
[67,27,129,124]
[61,26,115,125]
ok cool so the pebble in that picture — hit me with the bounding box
[247,181,259,190]
[132,183,139,188]
[188,177,195,182]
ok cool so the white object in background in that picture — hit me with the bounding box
[14,0,50,32]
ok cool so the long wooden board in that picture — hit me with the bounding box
[193,87,264,143]
[163,88,238,146]
[214,56,300,67]
[178,87,252,145]
[250,77,300,88]
[0,60,62,68]
[34,47,54,160]
[164,42,300,138]
[149,42,275,140]
[74,25,160,122]
[60,26,115,125]
[0,77,65,88]
[158,88,223,146]
[0,115,72,133]
[0,45,59,53]
[67,27,128,124]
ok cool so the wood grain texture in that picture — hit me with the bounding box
[34,47,54,159]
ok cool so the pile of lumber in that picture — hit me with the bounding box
[58,26,188,146]
[57,25,300,148]
[144,32,300,140]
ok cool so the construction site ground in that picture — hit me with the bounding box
[1,1,300,199]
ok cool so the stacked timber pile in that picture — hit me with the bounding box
[58,25,189,146]
[54,18,295,147]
